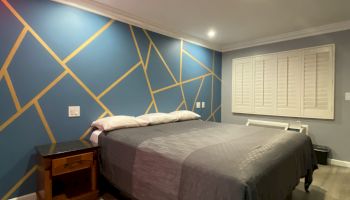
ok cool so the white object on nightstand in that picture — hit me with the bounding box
[196,102,201,109]
[68,106,80,117]
[345,92,350,101]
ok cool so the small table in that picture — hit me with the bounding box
[36,140,99,200]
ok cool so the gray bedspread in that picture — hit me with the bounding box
[98,120,317,200]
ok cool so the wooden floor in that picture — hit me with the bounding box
[101,165,350,200]
[293,165,350,200]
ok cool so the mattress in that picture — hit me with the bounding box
[97,120,317,200]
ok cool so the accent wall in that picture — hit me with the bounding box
[0,0,222,198]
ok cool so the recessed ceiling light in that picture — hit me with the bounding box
[207,30,216,38]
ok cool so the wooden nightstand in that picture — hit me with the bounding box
[36,140,99,200]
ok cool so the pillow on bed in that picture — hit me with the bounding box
[137,113,178,125]
[170,110,201,121]
[91,115,149,131]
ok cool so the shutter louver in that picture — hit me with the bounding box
[302,46,334,119]
[276,51,301,116]
[232,58,253,113]
[254,55,277,115]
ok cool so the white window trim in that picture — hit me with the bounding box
[232,44,335,119]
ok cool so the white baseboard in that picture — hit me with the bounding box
[9,192,36,200]
[328,159,350,168]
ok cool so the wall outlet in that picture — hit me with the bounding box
[68,106,80,117]
[346,92,350,101]
[201,102,206,108]
[196,102,201,109]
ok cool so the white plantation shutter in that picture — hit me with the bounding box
[276,51,302,116]
[231,44,334,119]
[253,55,277,115]
[232,57,253,113]
[302,45,334,119]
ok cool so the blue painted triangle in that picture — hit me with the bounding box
[183,41,213,69]
[0,78,17,124]
[154,86,182,113]
[214,107,221,122]
[132,26,150,64]
[8,33,64,106]
[183,78,202,110]
[147,47,176,90]
[214,51,222,78]
[0,3,23,67]
[148,31,180,81]
[213,76,221,112]
[197,75,212,120]
[182,53,210,81]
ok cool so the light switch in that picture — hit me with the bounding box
[201,102,206,108]
[196,102,201,109]
[68,106,80,117]
[346,92,350,101]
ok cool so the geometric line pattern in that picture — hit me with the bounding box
[0,0,222,198]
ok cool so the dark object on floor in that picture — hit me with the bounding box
[313,145,330,165]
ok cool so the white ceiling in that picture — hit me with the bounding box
[55,0,350,51]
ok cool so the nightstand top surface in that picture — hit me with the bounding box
[36,140,98,158]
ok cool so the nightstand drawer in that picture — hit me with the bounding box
[52,152,93,176]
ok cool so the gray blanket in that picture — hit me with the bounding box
[98,120,317,200]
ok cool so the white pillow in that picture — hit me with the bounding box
[91,115,149,131]
[137,113,178,125]
[170,110,201,121]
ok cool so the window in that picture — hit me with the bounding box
[232,44,335,119]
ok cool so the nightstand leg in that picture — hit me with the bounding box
[91,163,97,191]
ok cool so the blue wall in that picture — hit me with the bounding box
[0,0,221,198]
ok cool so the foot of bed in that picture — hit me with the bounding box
[304,169,313,192]
[304,182,310,193]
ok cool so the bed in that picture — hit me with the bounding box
[93,120,317,200]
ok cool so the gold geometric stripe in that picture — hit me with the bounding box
[0,26,28,82]
[129,25,145,66]
[1,165,38,200]
[192,77,205,111]
[211,73,214,114]
[183,50,221,81]
[4,71,21,111]
[0,71,68,132]
[212,115,217,122]
[212,51,215,71]
[206,105,221,121]
[63,19,114,63]
[152,73,212,95]
[129,26,159,113]
[142,63,158,112]
[179,40,188,110]
[152,82,180,94]
[211,51,215,114]
[34,101,56,143]
[176,100,185,111]
[143,30,178,84]
[144,101,154,114]
[2,0,113,117]
[183,73,212,84]
[97,61,141,99]
[80,111,108,140]
[144,43,152,71]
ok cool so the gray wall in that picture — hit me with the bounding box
[222,30,350,162]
